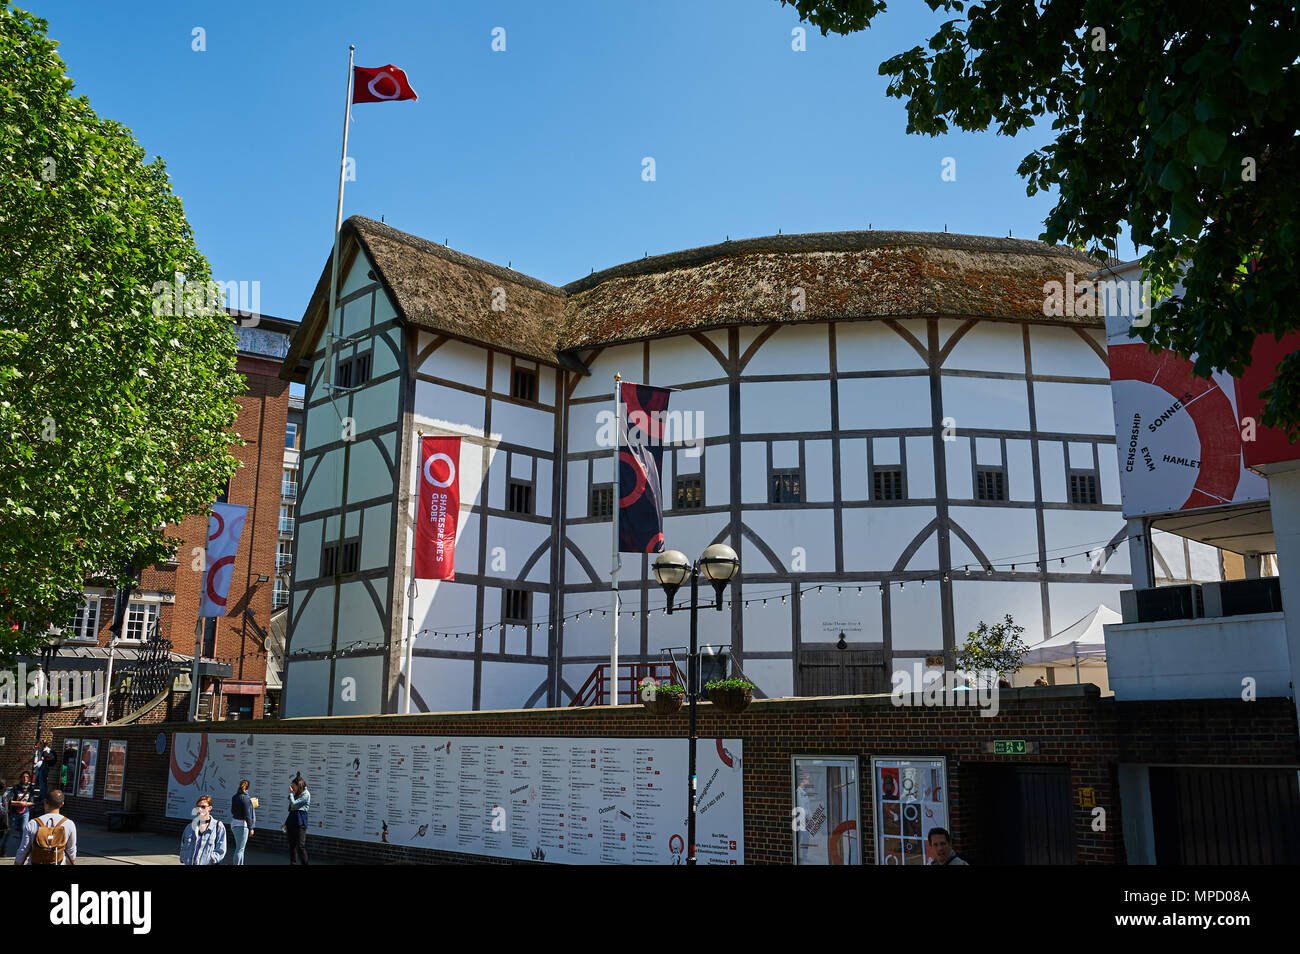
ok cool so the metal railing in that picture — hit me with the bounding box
[278,517,295,534]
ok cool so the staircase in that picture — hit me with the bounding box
[569,661,686,707]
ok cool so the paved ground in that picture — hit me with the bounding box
[4,823,333,865]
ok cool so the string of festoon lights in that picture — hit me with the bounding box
[327,530,1140,653]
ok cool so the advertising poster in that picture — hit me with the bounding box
[871,756,947,865]
[61,738,79,792]
[104,740,127,801]
[792,756,860,865]
[166,732,744,865]
[77,739,99,798]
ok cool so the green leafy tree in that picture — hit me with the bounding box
[0,3,242,655]
[956,614,1028,686]
[782,0,1300,436]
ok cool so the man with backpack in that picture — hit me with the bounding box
[14,789,76,865]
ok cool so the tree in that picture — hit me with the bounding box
[782,0,1300,437]
[0,3,243,655]
[956,614,1028,686]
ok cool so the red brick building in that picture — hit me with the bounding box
[0,317,297,782]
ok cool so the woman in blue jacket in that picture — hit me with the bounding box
[181,795,227,865]
[230,780,256,865]
[285,773,310,865]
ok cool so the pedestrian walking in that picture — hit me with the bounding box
[14,789,76,865]
[926,826,968,866]
[229,779,256,865]
[34,741,52,800]
[180,795,227,865]
[5,771,35,855]
[0,779,8,858]
[284,773,310,865]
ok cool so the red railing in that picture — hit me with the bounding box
[569,661,686,707]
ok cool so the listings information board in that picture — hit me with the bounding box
[166,732,744,865]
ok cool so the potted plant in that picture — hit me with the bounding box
[705,678,755,714]
[640,681,685,715]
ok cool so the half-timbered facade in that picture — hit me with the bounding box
[280,219,1223,716]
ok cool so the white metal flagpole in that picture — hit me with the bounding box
[610,373,621,705]
[326,45,355,406]
[404,429,423,714]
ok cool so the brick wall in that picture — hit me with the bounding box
[53,688,1300,865]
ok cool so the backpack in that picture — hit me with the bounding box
[30,816,68,865]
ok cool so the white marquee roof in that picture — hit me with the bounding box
[1021,604,1120,665]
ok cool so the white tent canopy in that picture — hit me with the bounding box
[1022,604,1120,666]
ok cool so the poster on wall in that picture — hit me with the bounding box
[77,739,99,798]
[166,732,744,865]
[103,740,128,801]
[62,738,79,792]
[871,756,947,866]
[791,756,860,865]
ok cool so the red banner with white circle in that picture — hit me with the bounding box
[199,502,248,618]
[415,436,461,580]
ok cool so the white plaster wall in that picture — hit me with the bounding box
[740,380,831,433]
[839,377,931,428]
[943,321,1026,374]
[332,654,384,715]
[743,324,829,375]
[950,581,1048,646]
[649,335,728,385]
[743,510,837,574]
[941,377,1031,430]
[479,662,548,710]
[836,321,928,371]
[1034,381,1114,435]
[418,336,487,387]
[282,659,330,717]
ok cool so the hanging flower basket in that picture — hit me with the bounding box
[705,679,754,714]
[641,684,685,715]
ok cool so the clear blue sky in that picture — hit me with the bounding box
[33,0,1072,323]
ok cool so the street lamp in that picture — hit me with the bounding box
[652,542,739,866]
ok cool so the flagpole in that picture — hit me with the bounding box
[610,373,621,705]
[404,429,423,714]
[326,45,355,406]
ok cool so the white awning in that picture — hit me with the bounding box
[1022,604,1120,665]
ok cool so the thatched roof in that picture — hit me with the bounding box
[285,218,1108,375]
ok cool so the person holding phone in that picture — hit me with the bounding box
[284,773,310,865]
[229,780,257,865]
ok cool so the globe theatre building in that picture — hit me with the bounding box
[279,218,1219,717]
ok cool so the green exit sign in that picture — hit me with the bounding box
[994,739,1027,755]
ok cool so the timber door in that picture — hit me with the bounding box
[799,649,888,696]
[1149,766,1300,864]
[972,764,1076,864]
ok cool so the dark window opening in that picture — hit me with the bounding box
[770,469,802,504]
[976,469,1007,501]
[507,480,534,515]
[321,543,338,577]
[872,468,904,501]
[334,360,352,390]
[504,588,530,624]
[511,367,538,402]
[591,485,614,518]
[1069,473,1099,505]
[675,476,703,509]
[341,540,360,574]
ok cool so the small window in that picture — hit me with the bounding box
[504,588,530,624]
[67,599,99,641]
[507,480,534,515]
[353,352,372,386]
[341,540,360,574]
[285,422,298,450]
[675,476,703,510]
[334,359,352,390]
[1069,472,1099,505]
[123,602,159,642]
[872,468,905,501]
[976,468,1006,501]
[321,543,338,577]
[770,469,802,504]
[591,484,614,518]
[511,367,538,402]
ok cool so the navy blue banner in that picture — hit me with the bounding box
[618,382,670,553]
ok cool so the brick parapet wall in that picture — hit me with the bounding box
[52,689,1300,865]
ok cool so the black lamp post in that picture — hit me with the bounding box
[653,542,739,866]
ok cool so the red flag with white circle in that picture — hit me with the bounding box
[352,64,419,103]
[199,502,248,618]
[415,436,460,580]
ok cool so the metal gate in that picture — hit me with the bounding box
[1149,766,1300,864]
